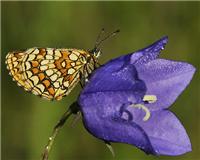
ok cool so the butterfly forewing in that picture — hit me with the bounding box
[6,47,95,100]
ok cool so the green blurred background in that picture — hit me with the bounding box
[1,1,200,160]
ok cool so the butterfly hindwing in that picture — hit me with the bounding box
[6,47,96,100]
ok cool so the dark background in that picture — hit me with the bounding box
[1,1,200,160]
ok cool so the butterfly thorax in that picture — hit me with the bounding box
[6,47,99,100]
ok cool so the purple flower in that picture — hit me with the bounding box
[78,37,196,156]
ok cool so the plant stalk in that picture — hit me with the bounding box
[42,102,79,160]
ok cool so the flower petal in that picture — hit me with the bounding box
[136,59,196,110]
[130,36,168,65]
[83,36,168,95]
[112,36,168,68]
[79,92,155,154]
[83,60,146,98]
[131,110,192,156]
[79,92,191,155]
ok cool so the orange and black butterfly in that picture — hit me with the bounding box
[5,29,119,101]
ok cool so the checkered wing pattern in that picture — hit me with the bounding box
[6,48,95,100]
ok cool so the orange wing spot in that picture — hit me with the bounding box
[55,59,63,70]
[64,74,74,83]
[56,95,63,101]
[32,68,39,74]
[69,74,75,83]
[66,60,72,69]
[48,87,55,95]
[60,68,67,74]
[31,61,39,67]
[43,79,50,88]
[14,52,23,59]
[61,51,68,59]
[39,48,46,56]
[38,73,45,81]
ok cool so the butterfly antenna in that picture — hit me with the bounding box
[95,29,120,49]
[95,28,105,47]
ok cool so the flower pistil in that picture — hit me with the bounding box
[130,95,157,121]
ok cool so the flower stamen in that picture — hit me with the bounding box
[143,95,157,103]
[129,104,151,121]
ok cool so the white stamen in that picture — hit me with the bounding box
[143,95,157,103]
[129,104,151,121]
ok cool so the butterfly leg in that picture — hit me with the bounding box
[96,62,102,67]
[70,111,82,128]
[79,81,84,88]
[79,72,85,88]
[79,76,89,88]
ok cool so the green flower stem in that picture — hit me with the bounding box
[42,102,79,160]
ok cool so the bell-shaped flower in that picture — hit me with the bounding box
[78,36,195,156]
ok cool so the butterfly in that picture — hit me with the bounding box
[5,29,119,101]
